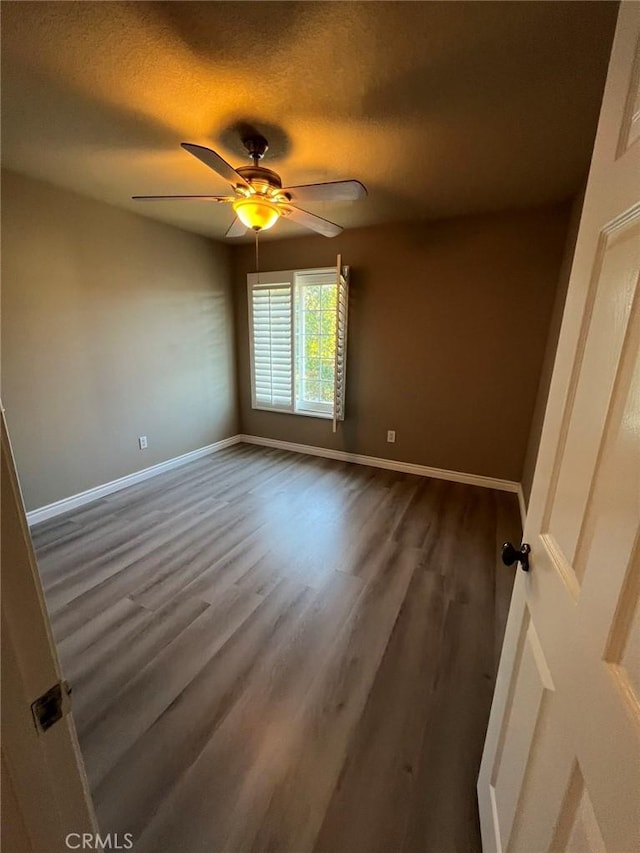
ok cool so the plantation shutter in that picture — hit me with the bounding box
[332,255,349,432]
[250,284,293,410]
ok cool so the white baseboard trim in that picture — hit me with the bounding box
[517,485,527,532]
[238,434,521,494]
[27,432,525,526]
[26,435,242,526]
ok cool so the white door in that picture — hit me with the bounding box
[478,4,640,852]
[1,408,97,850]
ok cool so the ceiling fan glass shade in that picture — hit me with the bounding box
[233,197,280,231]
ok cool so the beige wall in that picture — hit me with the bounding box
[2,170,574,509]
[520,190,584,505]
[1,170,238,511]
[233,206,571,482]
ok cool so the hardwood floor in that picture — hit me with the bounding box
[32,443,520,853]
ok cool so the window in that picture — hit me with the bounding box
[248,260,349,426]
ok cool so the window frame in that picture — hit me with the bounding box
[247,267,339,420]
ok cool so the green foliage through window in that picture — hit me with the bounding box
[298,283,337,408]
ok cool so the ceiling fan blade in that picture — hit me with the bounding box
[283,180,367,203]
[132,195,234,202]
[286,206,343,238]
[181,143,251,190]
[225,217,248,238]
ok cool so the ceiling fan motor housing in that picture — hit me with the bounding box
[235,166,291,209]
[236,165,282,190]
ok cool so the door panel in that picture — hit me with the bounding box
[545,218,639,573]
[490,615,554,850]
[608,543,639,711]
[478,6,640,852]
[1,410,97,848]
[552,764,607,853]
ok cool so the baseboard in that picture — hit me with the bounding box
[238,434,521,494]
[27,432,525,526]
[26,435,242,526]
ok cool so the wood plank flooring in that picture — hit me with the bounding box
[32,443,520,853]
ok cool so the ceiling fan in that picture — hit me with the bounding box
[133,134,367,238]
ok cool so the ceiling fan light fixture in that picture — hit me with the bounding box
[134,140,365,238]
[233,197,280,232]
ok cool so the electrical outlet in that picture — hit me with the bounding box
[387,430,396,443]
[138,435,148,450]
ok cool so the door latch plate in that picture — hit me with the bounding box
[31,680,71,733]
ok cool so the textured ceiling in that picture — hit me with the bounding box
[1,1,618,241]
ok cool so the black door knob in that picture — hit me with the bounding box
[502,542,531,572]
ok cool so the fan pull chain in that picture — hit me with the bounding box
[255,230,260,282]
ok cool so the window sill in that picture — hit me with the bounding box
[252,405,333,421]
